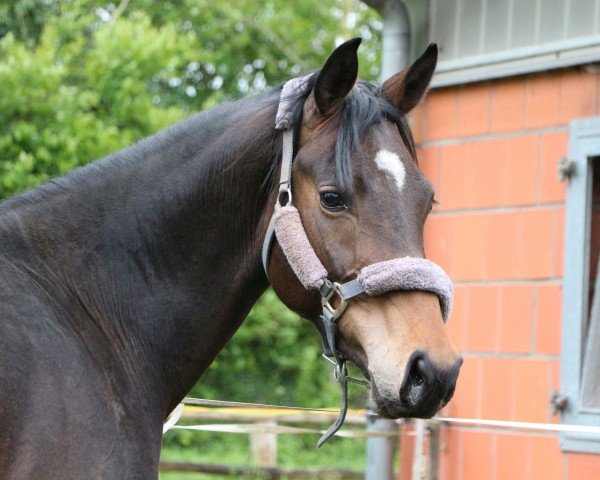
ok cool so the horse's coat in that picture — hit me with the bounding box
[0,39,461,479]
[0,93,281,478]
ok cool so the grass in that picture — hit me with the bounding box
[159,429,368,480]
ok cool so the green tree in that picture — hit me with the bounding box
[0,0,60,45]
[0,0,381,197]
[0,5,193,195]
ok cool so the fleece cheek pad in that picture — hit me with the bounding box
[272,205,329,289]
[273,205,454,321]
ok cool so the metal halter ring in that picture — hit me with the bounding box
[277,186,292,207]
[334,361,347,382]
[321,282,348,321]
[326,357,371,389]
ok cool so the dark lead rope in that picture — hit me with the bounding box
[317,305,349,447]
[316,282,370,446]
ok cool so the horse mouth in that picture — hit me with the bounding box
[369,381,450,420]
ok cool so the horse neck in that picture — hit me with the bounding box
[7,98,280,415]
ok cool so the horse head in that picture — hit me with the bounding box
[265,39,462,424]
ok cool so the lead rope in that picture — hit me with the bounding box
[317,281,370,446]
[317,304,349,447]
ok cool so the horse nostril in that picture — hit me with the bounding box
[399,353,460,413]
[400,353,432,407]
[444,384,457,403]
[412,359,428,386]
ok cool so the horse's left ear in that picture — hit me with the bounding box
[380,43,438,116]
[313,38,361,114]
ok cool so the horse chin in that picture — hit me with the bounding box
[335,341,370,377]
[369,383,406,419]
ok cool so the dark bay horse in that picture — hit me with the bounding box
[0,39,461,478]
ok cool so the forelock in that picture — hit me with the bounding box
[279,76,416,192]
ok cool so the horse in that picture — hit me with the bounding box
[0,38,461,478]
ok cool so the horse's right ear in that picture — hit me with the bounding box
[380,43,438,116]
[313,38,361,115]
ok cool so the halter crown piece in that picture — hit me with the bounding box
[262,76,454,447]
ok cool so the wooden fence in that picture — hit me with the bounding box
[160,405,395,478]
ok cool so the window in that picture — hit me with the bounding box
[561,117,600,453]
[581,254,600,409]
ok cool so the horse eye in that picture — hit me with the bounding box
[320,191,346,212]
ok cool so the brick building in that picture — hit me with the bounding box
[381,1,600,478]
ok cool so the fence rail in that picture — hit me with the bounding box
[158,461,363,479]
[162,398,600,479]
[161,403,398,478]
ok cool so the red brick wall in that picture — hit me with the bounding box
[398,68,600,479]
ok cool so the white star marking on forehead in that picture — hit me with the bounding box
[374,149,406,193]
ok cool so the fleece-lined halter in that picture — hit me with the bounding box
[262,76,453,446]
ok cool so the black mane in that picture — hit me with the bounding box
[0,93,279,214]
[1,75,414,213]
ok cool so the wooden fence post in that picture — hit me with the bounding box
[412,419,427,480]
[250,419,278,468]
[427,422,440,480]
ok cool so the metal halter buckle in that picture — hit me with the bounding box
[321,282,348,321]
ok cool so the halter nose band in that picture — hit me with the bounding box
[272,205,453,321]
[358,257,453,320]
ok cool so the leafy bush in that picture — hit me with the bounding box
[194,289,368,408]
[0,7,191,196]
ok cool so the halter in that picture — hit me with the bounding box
[261,76,453,447]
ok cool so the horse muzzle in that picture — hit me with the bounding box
[370,350,462,419]
[336,290,462,420]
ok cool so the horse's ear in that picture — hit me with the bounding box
[380,43,438,116]
[313,38,361,114]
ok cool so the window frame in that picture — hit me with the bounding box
[561,116,600,453]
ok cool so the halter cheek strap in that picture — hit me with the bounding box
[261,77,454,446]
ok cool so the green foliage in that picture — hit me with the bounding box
[169,290,369,454]
[0,0,59,45]
[110,0,382,106]
[0,4,191,196]
[0,0,381,197]
[160,431,366,478]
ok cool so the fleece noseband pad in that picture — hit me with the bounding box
[273,205,453,321]
[358,258,453,321]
